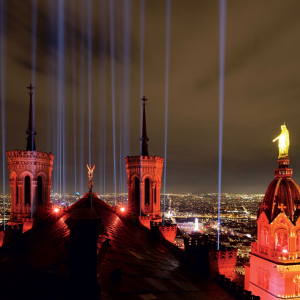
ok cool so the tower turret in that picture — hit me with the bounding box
[6,85,54,229]
[125,97,164,227]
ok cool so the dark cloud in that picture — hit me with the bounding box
[1,0,300,195]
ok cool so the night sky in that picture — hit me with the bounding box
[1,0,300,195]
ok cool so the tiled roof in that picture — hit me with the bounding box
[0,195,234,300]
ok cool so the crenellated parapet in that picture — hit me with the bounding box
[125,155,164,164]
[158,223,177,243]
[22,218,34,233]
[6,149,54,161]
[183,237,237,279]
[125,156,164,179]
[215,273,260,300]
[209,246,238,279]
[148,220,177,243]
[139,215,163,229]
[6,150,54,176]
[0,224,23,247]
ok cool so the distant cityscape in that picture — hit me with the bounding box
[0,192,262,271]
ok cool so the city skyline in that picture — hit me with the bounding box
[1,1,300,195]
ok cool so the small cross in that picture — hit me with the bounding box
[141,96,147,106]
[261,203,268,210]
[278,203,287,212]
[27,84,35,95]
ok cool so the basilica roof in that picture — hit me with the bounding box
[0,194,234,300]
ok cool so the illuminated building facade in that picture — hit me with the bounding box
[125,97,164,228]
[246,125,300,299]
[6,85,54,227]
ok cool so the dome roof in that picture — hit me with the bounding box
[258,157,300,222]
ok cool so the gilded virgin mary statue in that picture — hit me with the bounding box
[273,123,289,158]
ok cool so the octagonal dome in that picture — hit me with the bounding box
[258,157,300,222]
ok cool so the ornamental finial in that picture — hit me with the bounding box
[27,83,35,95]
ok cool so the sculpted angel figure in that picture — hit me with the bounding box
[273,124,289,158]
[87,164,95,190]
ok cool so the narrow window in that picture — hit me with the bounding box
[38,176,43,205]
[135,178,140,206]
[25,176,31,205]
[261,230,265,246]
[145,178,150,205]
[16,181,18,204]
[154,186,157,204]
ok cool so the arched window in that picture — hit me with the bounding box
[276,231,289,251]
[154,186,157,204]
[135,178,140,206]
[25,176,31,205]
[276,232,282,251]
[37,176,43,205]
[257,269,261,286]
[261,230,265,246]
[294,275,300,296]
[264,272,269,290]
[145,178,150,205]
[261,229,269,247]
[283,233,288,251]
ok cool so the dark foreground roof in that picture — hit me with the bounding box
[0,195,234,300]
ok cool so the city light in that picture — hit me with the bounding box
[120,207,125,212]
[54,208,59,213]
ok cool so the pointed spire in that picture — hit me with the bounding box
[140,96,149,156]
[26,84,36,151]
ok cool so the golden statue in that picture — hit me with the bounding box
[273,124,289,158]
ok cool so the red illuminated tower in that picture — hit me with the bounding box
[6,85,54,231]
[125,96,164,228]
[245,140,300,299]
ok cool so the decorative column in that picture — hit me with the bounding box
[9,180,15,219]
[32,180,37,214]
[17,181,22,218]
[140,180,144,213]
[152,182,156,215]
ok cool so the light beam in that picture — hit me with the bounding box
[218,0,227,251]
[163,0,171,226]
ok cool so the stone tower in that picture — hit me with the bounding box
[246,125,300,299]
[6,85,54,226]
[125,96,164,228]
